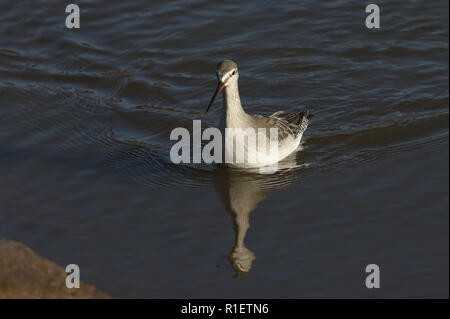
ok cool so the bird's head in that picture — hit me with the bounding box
[206,60,239,113]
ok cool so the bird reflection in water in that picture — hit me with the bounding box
[213,154,302,278]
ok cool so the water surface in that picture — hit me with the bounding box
[0,0,448,298]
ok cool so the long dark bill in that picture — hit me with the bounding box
[206,81,226,113]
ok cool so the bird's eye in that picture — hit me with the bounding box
[232,70,236,75]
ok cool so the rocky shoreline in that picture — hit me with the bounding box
[0,239,109,298]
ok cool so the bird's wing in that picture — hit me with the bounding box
[269,111,285,117]
[250,114,295,142]
[267,109,314,139]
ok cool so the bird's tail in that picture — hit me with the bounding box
[298,109,314,134]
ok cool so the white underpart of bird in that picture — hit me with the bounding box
[206,59,313,168]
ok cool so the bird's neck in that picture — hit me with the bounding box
[221,80,246,128]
